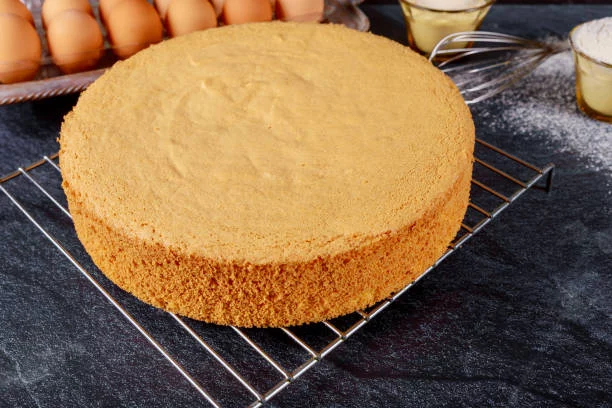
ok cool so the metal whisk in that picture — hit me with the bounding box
[428,31,570,104]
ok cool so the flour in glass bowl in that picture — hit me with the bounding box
[411,0,488,10]
[476,46,612,176]
[571,17,612,65]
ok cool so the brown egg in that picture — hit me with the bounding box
[223,0,271,25]
[41,0,93,27]
[106,0,163,59]
[275,0,323,22]
[0,13,41,83]
[98,0,123,24]
[153,0,171,20]
[166,0,216,37]
[47,10,103,74]
[0,0,34,25]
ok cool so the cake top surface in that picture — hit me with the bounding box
[60,22,474,263]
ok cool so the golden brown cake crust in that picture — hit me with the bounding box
[60,22,474,327]
[63,168,470,327]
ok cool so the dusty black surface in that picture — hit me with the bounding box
[1,5,611,408]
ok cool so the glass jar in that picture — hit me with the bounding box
[569,24,612,124]
[399,0,494,56]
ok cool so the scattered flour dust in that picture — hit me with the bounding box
[475,46,612,177]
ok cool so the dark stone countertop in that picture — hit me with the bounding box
[1,5,611,408]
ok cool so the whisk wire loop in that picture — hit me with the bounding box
[429,31,570,104]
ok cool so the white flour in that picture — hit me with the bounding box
[411,0,487,11]
[571,17,612,64]
[476,48,612,178]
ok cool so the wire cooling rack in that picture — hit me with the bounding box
[0,139,553,407]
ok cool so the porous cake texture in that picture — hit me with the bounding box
[60,22,474,327]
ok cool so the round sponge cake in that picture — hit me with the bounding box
[60,22,474,327]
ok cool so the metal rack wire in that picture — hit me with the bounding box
[0,140,554,407]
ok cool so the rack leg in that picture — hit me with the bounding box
[545,166,555,193]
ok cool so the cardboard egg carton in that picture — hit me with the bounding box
[0,0,369,104]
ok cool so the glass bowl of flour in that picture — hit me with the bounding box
[569,17,612,123]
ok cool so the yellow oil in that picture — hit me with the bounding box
[400,1,492,55]
[574,53,612,123]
